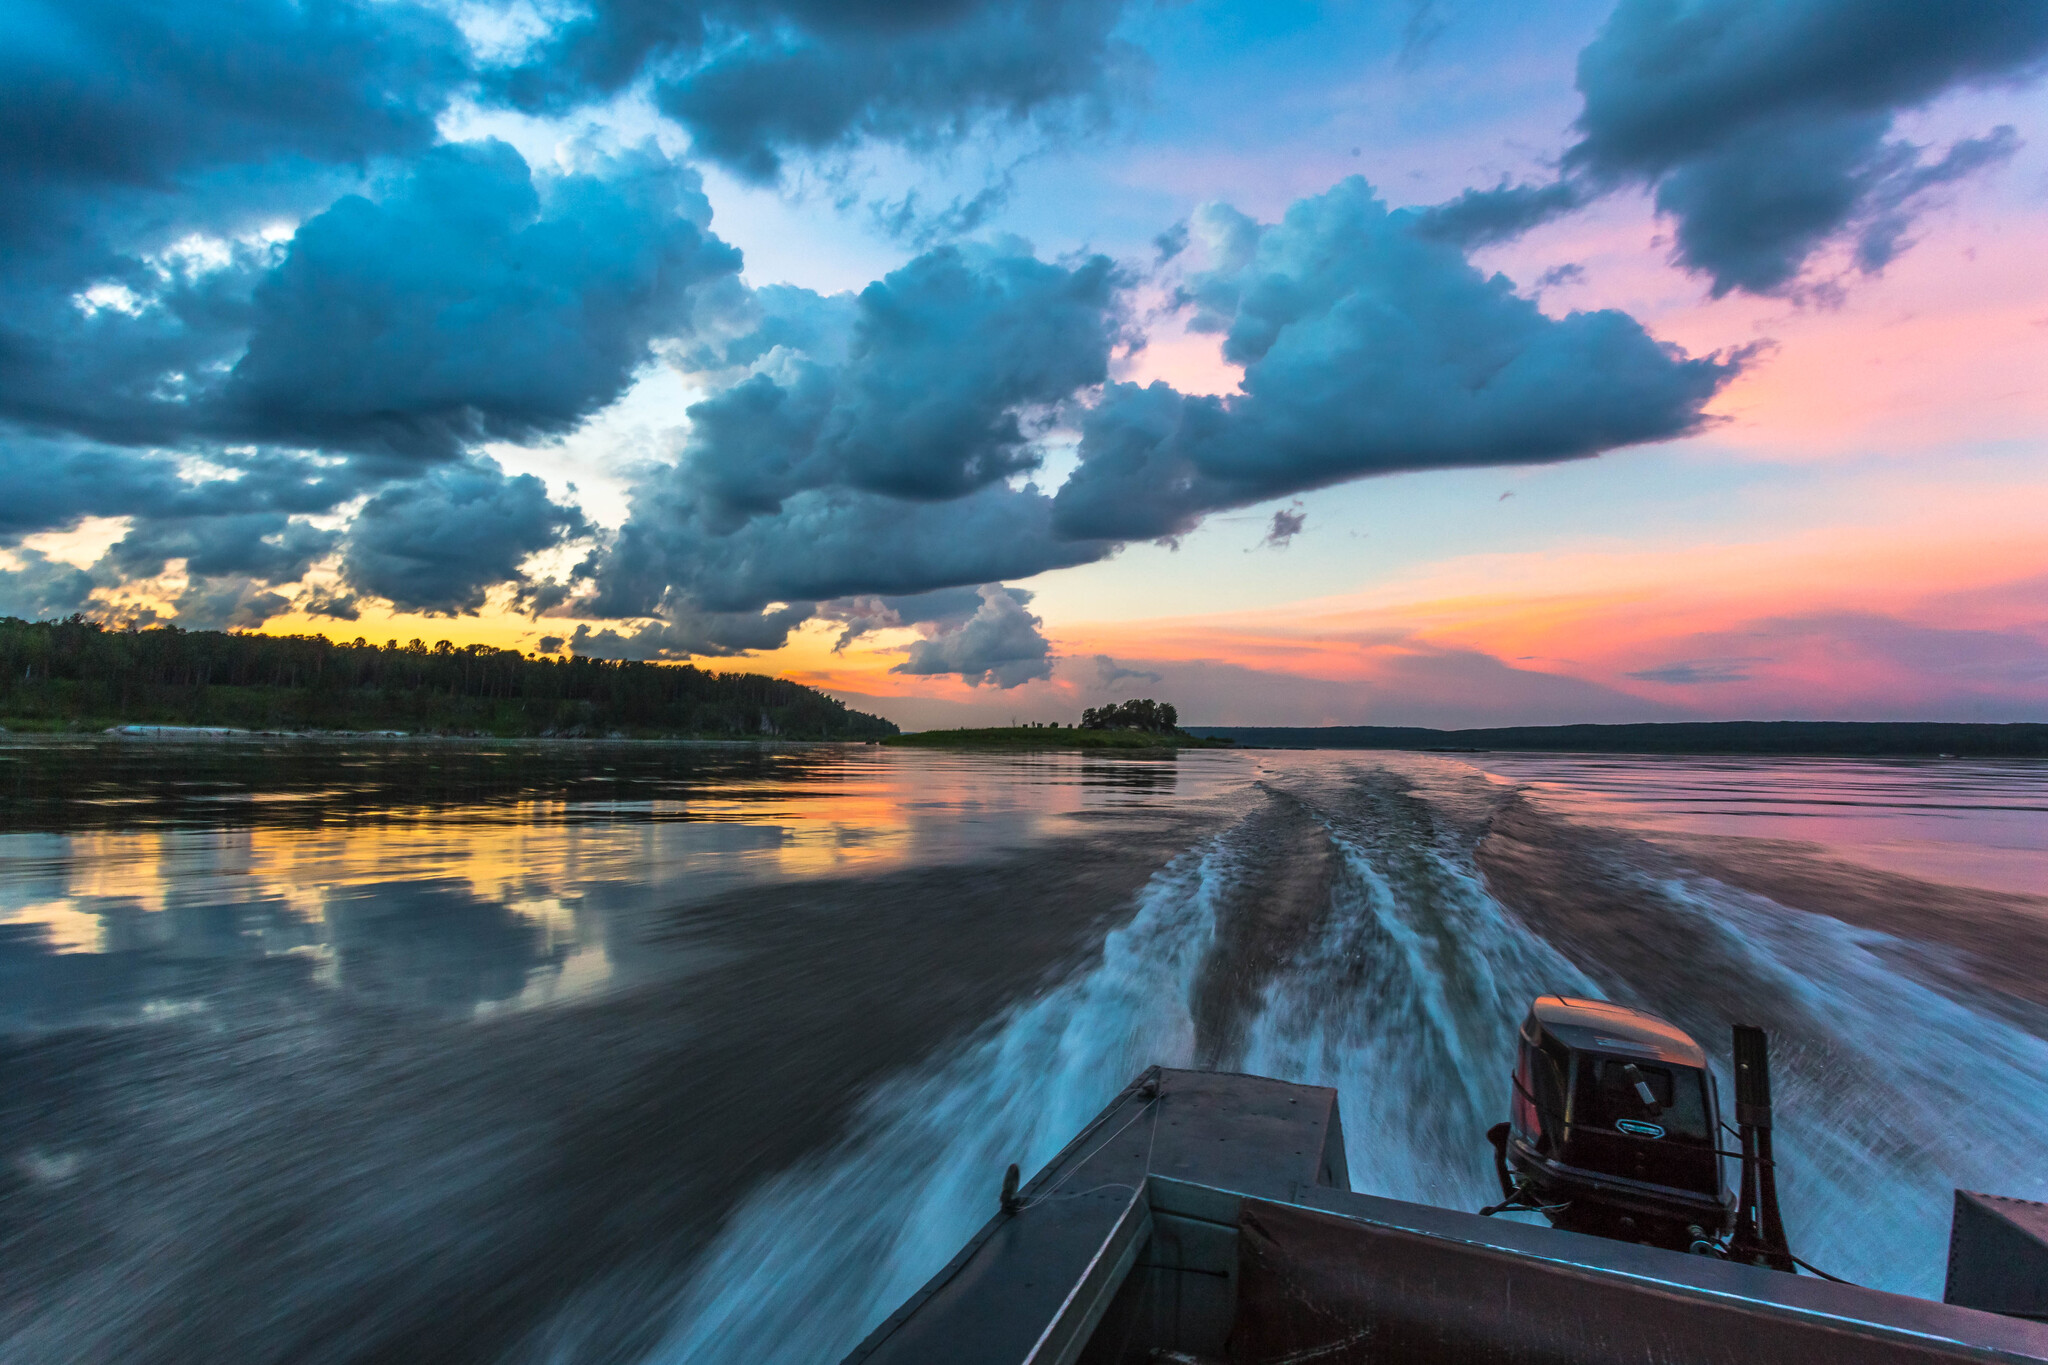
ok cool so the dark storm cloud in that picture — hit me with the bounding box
[2,235,281,450]
[1564,0,2047,295]
[341,459,590,615]
[0,136,732,628]
[591,177,1735,631]
[0,435,182,535]
[2,141,743,468]
[501,0,1134,183]
[0,0,464,244]
[224,141,744,460]
[0,0,474,462]
[0,428,402,626]
[592,482,1112,618]
[1641,116,2020,297]
[1,0,1147,632]
[1051,178,1736,540]
[1,434,365,529]
[105,513,340,586]
[167,577,296,631]
[579,243,1124,617]
[681,243,1120,518]
[299,588,363,622]
[891,584,1052,688]
[0,550,98,620]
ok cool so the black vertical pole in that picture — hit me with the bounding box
[1733,1024,1795,1272]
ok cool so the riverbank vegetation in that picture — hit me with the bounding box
[0,617,897,740]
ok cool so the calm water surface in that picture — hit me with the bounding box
[4,738,2047,1363]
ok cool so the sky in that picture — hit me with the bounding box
[4,0,2047,729]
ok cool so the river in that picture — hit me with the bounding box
[4,738,2046,1362]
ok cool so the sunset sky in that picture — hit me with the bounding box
[5,0,2047,727]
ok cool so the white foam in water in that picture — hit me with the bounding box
[1647,874,2048,1295]
[642,836,1243,1364]
[1236,819,1600,1212]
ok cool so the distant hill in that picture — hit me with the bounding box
[1184,721,2048,758]
[0,616,897,740]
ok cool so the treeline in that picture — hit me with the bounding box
[0,617,898,739]
[1185,721,2048,757]
[1080,699,1179,732]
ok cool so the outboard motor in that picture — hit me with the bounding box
[1485,996,1733,1253]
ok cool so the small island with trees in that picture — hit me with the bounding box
[885,698,1229,750]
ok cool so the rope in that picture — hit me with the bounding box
[1014,1093,1160,1213]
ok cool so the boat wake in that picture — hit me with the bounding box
[634,838,1235,1365]
[637,755,2048,1362]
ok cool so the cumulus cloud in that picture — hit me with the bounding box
[1563,0,2046,295]
[891,583,1052,688]
[0,0,464,248]
[0,549,98,620]
[680,243,1121,519]
[0,131,729,627]
[0,435,181,535]
[589,176,1735,637]
[298,587,362,621]
[341,458,589,614]
[818,584,988,650]
[106,513,339,586]
[0,0,474,460]
[593,481,1111,618]
[584,241,1127,617]
[0,0,1153,634]
[501,0,1136,183]
[169,576,296,631]
[1052,178,1737,540]
[0,430,417,622]
[0,433,377,545]
[5,0,1879,642]
[224,140,743,459]
[3,138,742,470]
[567,600,814,659]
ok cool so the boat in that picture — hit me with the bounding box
[843,1001,2048,1363]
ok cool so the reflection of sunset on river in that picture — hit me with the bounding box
[0,740,1234,1020]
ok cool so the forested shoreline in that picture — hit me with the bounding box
[0,617,897,740]
[1189,721,2048,757]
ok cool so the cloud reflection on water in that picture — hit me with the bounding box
[0,738,1220,1026]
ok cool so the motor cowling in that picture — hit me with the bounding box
[1498,996,1733,1251]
